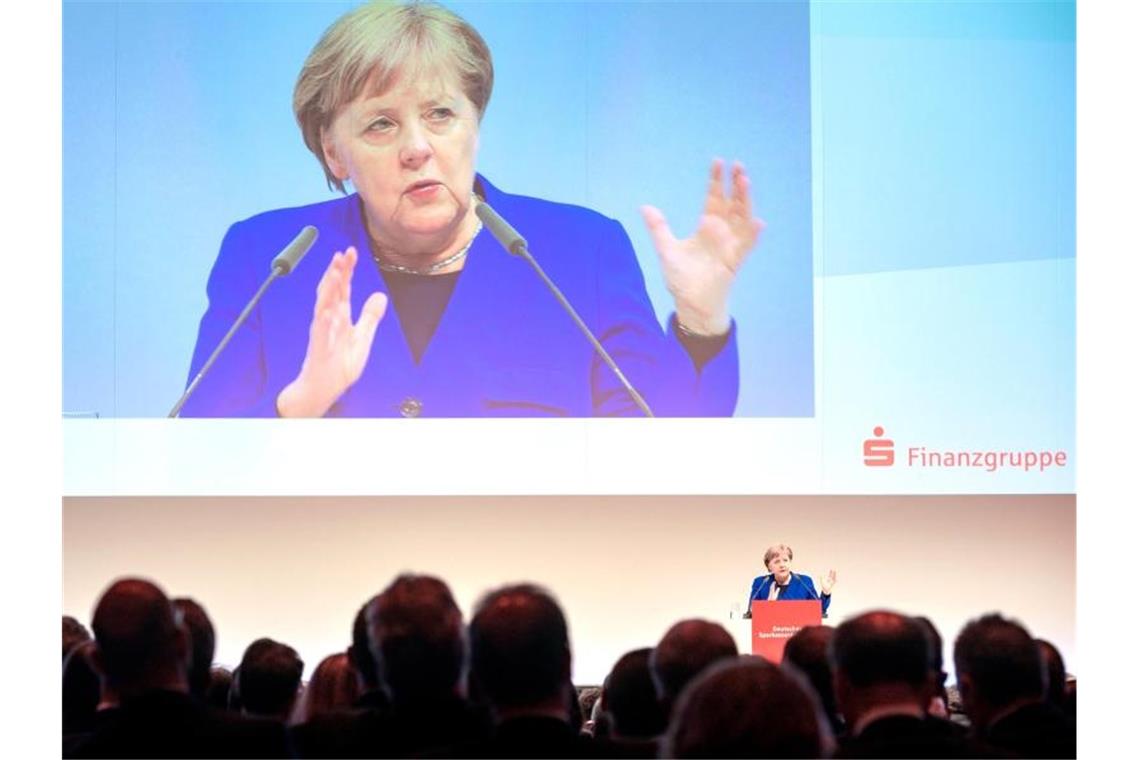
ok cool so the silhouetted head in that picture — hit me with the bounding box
[953,614,1045,728]
[650,619,738,715]
[913,615,950,710]
[367,574,466,703]
[602,648,667,739]
[578,686,601,732]
[469,584,571,715]
[205,666,234,711]
[349,595,382,693]
[292,652,361,724]
[783,625,841,732]
[1036,638,1067,710]
[63,615,92,662]
[235,638,304,719]
[664,656,824,758]
[172,597,215,701]
[62,640,101,734]
[89,578,189,696]
[831,611,933,730]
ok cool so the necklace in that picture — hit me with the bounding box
[371,219,484,276]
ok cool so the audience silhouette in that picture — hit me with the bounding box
[663,656,826,758]
[830,611,988,758]
[61,577,1076,758]
[649,619,738,721]
[954,614,1077,759]
[70,578,288,758]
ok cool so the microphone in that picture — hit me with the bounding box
[791,572,828,619]
[791,572,820,600]
[271,225,317,275]
[475,201,655,417]
[168,225,319,417]
[742,574,769,620]
[475,201,528,256]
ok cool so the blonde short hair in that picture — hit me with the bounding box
[763,544,793,569]
[293,1,494,192]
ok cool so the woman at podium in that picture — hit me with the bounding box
[745,543,836,618]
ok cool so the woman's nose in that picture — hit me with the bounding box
[399,124,433,169]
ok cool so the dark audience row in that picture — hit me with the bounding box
[61,575,1076,758]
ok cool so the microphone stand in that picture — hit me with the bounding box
[475,201,654,417]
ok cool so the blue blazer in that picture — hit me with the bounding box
[747,573,831,617]
[181,176,739,417]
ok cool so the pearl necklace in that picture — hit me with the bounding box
[371,220,483,276]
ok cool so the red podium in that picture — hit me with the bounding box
[750,600,822,662]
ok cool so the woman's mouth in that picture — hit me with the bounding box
[405,180,443,199]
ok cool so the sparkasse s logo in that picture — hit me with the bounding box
[863,426,895,466]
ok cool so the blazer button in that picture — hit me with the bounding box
[399,397,423,418]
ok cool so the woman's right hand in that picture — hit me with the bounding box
[276,246,388,417]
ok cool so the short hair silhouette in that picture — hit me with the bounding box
[63,615,92,661]
[235,638,304,718]
[172,597,215,701]
[831,610,929,688]
[62,640,101,734]
[367,574,466,701]
[349,596,382,692]
[90,578,186,690]
[1036,638,1067,710]
[783,625,841,732]
[205,666,234,711]
[650,619,738,709]
[664,656,823,758]
[954,614,1044,709]
[603,648,666,739]
[291,652,361,723]
[469,583,570,709]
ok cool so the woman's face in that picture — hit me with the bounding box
[766,550,792,582]
[321,68,480,253]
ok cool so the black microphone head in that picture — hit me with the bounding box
[271,225,318,275]
[475,200,527,256]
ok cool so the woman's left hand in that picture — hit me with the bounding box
[641,159,765,335]
[820,569,837,596]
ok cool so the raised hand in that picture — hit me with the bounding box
[821,569,837,596]
[276,247,388,417]
[640,159,765,335]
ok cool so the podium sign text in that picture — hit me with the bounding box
[751,600,822,662]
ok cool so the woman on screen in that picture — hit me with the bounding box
[181,1,762,418]
[745,544,837,619]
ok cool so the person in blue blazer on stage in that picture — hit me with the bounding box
[744,544,837,619]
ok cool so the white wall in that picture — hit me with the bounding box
[63,494,1074,684]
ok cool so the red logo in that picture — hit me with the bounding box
[863,426,895,467]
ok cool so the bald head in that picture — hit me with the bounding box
[469,584,570,710]
[91,578,187,692]
[650,619,738,709]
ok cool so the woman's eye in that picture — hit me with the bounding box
[367,117,395,132]
[427,107,454,121]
